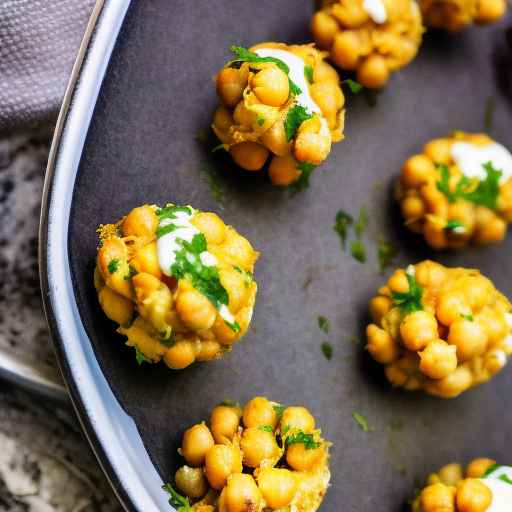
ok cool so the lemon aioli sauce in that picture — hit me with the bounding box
[362,0,387,24]
[451,142,512,184]
[480,466,512,512]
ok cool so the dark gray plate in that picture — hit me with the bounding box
[42,0,512,510]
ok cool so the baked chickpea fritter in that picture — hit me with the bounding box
[412,458,512,511]
[396,132,512,250]
[311,0,424,89]
[95,204,258,370]
[165,397,331,512]
[419,0,507,31]
[366,261,512,398]
[213,43,345,187]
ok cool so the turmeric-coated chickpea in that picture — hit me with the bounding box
[250,66,289,107]
[369,296,393,324]
[164,340,197,370]
[311,11,339,49]
[400,311,438,351]
[357,55,390,90]
[223,473,262,512]
[437,463,463,486]
[242,397,278,429]
[447,319,488,362]
[424,138,452,165]
[419,339,458,379]
[210,404,242,444]
[401,155,437,188]
[217,68,247,109]
[98,286,133,326]
[286,443,323,472]
[121,205,158,238]
[175,465,208,499]
[280,407,315,433]
[437,291,472,326]
[204,444,242,490]
[181,423,214,467]
[257,468,298,509]
[192,212,227,245]
[260,120,290,157]
[176,289,217,331]
[230,142,269,171]
[456,479,492,512]
[419,483,456,511]
[268,155,301,186]
[240,427,280,468]
[366,324,400,364]
[476,0,507,24]
[465,458,496,478]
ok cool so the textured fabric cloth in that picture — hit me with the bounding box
[0,0,96,133]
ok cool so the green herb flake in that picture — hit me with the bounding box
[284,105,313,141]
[258,425,274,433]
[352,412,373,432]
[350,239,366,263]
[273,404,286,420]
[256,115,265,126]
[212,143,226,153]
[460,313,474,321]
[135,346,149,366]
[354,205,368,238]
[343,78,363,94]
[234,266,254,286]
[445,219,465,232]
[162,483,192,511]
[107,259,120,274]
[378,239,397,274]
[304,64,314,83]
[124,265,138,281]
[484,97,495,134]
[392,265,423,316]
[499,474,512,485]
[286,430,321,450]
[484,464,500,477]
[321,342,333,360]
[318,316,330,334]
[289,162,316,195]
[333,210,353,250]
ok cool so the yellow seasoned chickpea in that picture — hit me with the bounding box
[397,132,512,250]
[447,319,488,362]
[419,339,458,379]
[400,311,438,351]
[242,397,278,429]
[437,463,463,486]
[456,479,493,512]
[212,43,345,186]
[240,427,280,468]
[223,473,262,512]
[181,423,215,467]
[286,442,324,472]
[257,468,298,509]
[366,324,400,364]
[280,407,315,433]
[175,465,208,499]
[419,483,456,511]
[210,404,242,444]
[204,444,243,490]
[465,458,496,478]
[95,203,259,370]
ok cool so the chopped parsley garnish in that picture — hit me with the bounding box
[484,97,495,134]
[107,259,120,274]
[378,239,397,274]
[286,431,320,450]
[284,105,313,141]
[460,313,474,321]
[289,162,316,195]
[234,266,254,286]
[350,239,366,263]
[134,346,149,365]
[343,79,363,94]
[445,219,465,232]
[256,115,265,126]
[124,265,138,281]
[484,464,500,476]
[391,266,423,315]
[333,210,353,250]
[228,45,302,97]
[156,205,192,218]
[436,162,502,210]
[258,425,274,433]
[483,465,512,486]
[304,64,314,83]
[321,342,333,360]
[318,315,330,333]
[273,404,286,419]
[499,474,512,485]
[354,205,368,238]
[352,412,373,432]
[162,483,191,511]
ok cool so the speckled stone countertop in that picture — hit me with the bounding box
[0,130,121,511]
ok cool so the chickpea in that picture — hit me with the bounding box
[447,319,488,362]
[466,458,496,478]
[331,31,363,70]
[204,444,242,490]
[192,212,227,245]
[437,464,463,486]
[175,289,217,331]
[250,66,289,107]
[456,479,492,512]
[311,11,339,49]
[366,324,400,364]
[357,54,390,89]
[164,340,197,370]
[286,443,323,472]
[210,405,242,444]
[230,142,269,171]
[476,0,507,24]
[294,121,331,165]
[423,138,452,164]
[478,309,509,347]
[280,407,315,433]
[401,196,426,220]
[401,154,437,188]
[268,155,301,186]
[400,311,438,351]
[121,205,158,238]
[242,397,278,429]
[240,427,280,468]
[175,465,208,499]
[130,242,161,278]
[98,287,133,326]
[196,340,221,362]
[437,291,472,326]
[223,473,262,512]
[217,67,248,108]
[414,260,447,289]
[213,106,234,133]
[181,423,214,467]
[419,339,457,379]
[419,483,456,512]
[387,269,409,294]
[369,296,393,324]
[257,468,298,509]
[425,365,473,398]
[260,120,290,157]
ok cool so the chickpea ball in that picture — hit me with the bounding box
[167,396,331,511]
[366,261,512,397]
[311,0,424,89]
[396,132,512,250]
[419,0,507,31]
[212,43,345,186]
[95,203,259,370]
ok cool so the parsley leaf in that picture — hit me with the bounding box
[286,430,320,450]
[350,239,366,263]
[343,79,363,94]
[107,259,120,274]
[499,474,512,485]
[391,265,423,316]
[273,404,286,419]
[321,342,333,360]
[304,64,314,83]
[460,313,474,321]
[258,425,274,433]
[354,205,368,238]
[289,162,316,195]
[333,210,353,250]
[318,316,330,333]
[352,412,373,432]
[234,266,254,286]
[135,346,149,365]
[378,239,397,274]
[284,105,313,141]
[256,115,265,126]
[162,483,191,511]
[484,464,500,477]
[445,219,465,232]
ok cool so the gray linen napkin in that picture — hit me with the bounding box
[0,0,96,133]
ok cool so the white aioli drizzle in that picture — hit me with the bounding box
[451,142,512,184]
[479,466,512,512]
[156,207,234,325]
[362,0,387,24]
